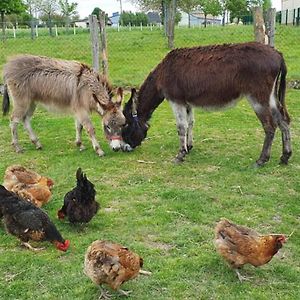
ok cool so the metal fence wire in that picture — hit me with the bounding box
[0,19,299,88]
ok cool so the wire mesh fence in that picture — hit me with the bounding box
[0,20,299,88]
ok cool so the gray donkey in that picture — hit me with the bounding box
[2,54,127,156]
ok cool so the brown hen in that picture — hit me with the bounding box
[84,240,150,298]
[3,165,54,207]
[215,218,286,281]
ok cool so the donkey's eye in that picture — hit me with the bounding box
[105,125,111,132]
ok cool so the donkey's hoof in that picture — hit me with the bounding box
[36,144,43,150]
[96,149,105,157]
[187,145,193,152]
[172,157,184,164]
[121,143,133,152]
[79,145,86,152]
[13,144,23,153]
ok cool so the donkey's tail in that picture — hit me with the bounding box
[2,84,10,116]
[277,57,290,124]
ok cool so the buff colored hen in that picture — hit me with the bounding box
[3,165,54,207]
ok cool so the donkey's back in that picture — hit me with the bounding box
[4,55,84,109]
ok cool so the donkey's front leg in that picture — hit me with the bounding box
[75,119,85,151]
[80,116,104,157]
[169,101,189,163]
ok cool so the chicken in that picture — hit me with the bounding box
[0,185,70,252]
[215,218,286,281]
[3,165,54,207]
[84,240,151,298]
[57,168,99,223]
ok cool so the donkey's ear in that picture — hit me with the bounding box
[115,87,123,106]
[131,88,138,115]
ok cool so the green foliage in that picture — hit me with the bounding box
[120,11,149,26]
[0,0,26,15]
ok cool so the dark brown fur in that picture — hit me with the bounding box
[122,42,292,166]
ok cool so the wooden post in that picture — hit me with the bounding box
[167,0,176,49]
[266,8,276,47]
[253,6,267,44]
[35,25,38,37]
[13,26,16,38]
[99,12,108,76]
[89,15,100,72]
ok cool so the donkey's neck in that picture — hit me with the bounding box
[137,71,164,122]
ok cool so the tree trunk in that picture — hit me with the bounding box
[30,17,35,40]
[188,13,191,28]
[163,0,168,37]
[167,0,176,49]
[48,13,53,36]
[204,13,207,28]
[99,12,108,76]
[1,11,6,41]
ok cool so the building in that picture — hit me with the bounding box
[110,12,120,27]
[281,0,300,24]
[179,11,222,27]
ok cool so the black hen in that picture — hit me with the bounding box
[58,168,99,223]
[0,185,70,251]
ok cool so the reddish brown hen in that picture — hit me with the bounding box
[3,165,54,207]
[84,240,151,298]
[215,218,286,281]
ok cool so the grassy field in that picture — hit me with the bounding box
[0,27,300,300]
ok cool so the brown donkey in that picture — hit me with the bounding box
[2,54,126,156]
[122,42,292,166]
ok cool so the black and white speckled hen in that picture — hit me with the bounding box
[57,168,99,223]
[0,185,70,251]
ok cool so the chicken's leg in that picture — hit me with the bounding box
[22,242,45,252]
[235,269,251,282]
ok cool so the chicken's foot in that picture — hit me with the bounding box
[139,269,152,276]
[118,289,132,297]
[98,287,112,300]
[235,269,252,282]
[22,242,45,252]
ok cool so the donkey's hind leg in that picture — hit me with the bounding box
[75,119,85,151]
[23,104,42,150]
[10,117,23,153]
[270,108,292,164]
[186,105,194,152]
[169,101,189,163]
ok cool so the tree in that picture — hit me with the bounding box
[0,0,25,40]
[37,0,59,36]
[23,0,39,39]
[92,7,109,25]
[59,0,77,31]
[226,0,248,23]
[199,0,222,27]
[177,0,198,27]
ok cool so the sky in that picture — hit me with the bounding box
[75,0,282,19]
[76,0,138,19]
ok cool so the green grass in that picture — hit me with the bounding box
[0,27,300,299]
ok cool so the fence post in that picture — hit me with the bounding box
[55,24,58,36]
[35,25,38,37]
[89,15,100,72]
[253,6,267,44]
[266,8,276,47]
[99,12,108,76]
[13,26,16,38]
[140,22,143,31]
[73,23,76,35]
[167,0,176,49]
